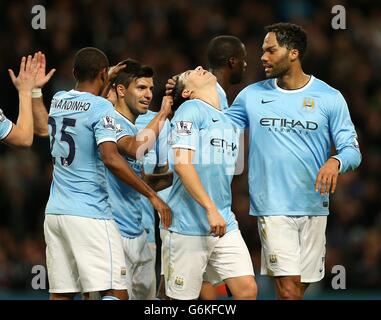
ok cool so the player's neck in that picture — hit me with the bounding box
[210,69,229,93]
[276,68,310,90]
[115,103,136,124]
[75,82,102,96]
[194,88,220,110]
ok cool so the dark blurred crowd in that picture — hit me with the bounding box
[0,0,380,297]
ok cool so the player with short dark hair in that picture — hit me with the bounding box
[44,47,170,300]
[226,22,361,300]
[105,59,172,299]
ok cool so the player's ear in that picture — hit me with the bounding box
[116,84,125,98]
[181,88,191,99]
[228,57,236,69]
[100,67,108,82]
[290,49,299,62]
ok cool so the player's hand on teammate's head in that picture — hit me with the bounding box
[108,60,128,81]
[165,75,179,96]
[8,54,39,92]
[150,195,172,229]
[34,51,56,89]
[160,95,173,117]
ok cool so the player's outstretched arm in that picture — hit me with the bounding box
[99,141,171,229]
[31,51,56,137]
[117,96,173,159]
[173,148,226,237]
[5,55,39,147]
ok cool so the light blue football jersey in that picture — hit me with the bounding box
[0,109,13,140]
[136,110,171,243]
[166,99,239,236]
[106,111,144,238]
[226,76,362,217]
[45,90,118,219]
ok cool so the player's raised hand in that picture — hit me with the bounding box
[150,195,172,229]
[314,157,340,195]
[8,54,39,92]
[206,205,226,237]
[159,95,173,117]
[165,75,179,96]
[34,51,56,88]
[108,60,128,81]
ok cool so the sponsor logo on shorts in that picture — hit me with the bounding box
[174,276,184,289]
[269,254,277,264]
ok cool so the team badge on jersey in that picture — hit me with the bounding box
[102,116,116,130]
[302,97,315,112]
[176,121,192,136]
[0,109,6,122]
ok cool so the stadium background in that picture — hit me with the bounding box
[0,0,380,299]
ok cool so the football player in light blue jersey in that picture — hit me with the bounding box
[227,23,362,300]
[105,59,172,299]
[1,54,44,147]
[161,66,257,300]
[162,35,248,300]
[44,48,170,301]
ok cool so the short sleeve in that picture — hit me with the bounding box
[170,101,203,151]
[0,109,13,140]
[89,99,117,145]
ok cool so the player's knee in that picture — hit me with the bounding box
[239,282,257,300]
[277,284,302,300]
[231,281,257,300]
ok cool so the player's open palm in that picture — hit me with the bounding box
[34,51,56,88]
[8,55,39,92]
[315,157,340,195]
[206,206,226,237]
[150,195,172,229]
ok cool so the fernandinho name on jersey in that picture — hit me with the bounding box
[51,98,90,111]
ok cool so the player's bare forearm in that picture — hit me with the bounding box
[174,148,226,236]
[144,171,173,191]
[118,109,170,160]
[174,151,214,211]
[5,91,34,147]
[100,142,157,199]
[32,97,49,136]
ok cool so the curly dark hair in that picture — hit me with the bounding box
[265,22,307,60]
